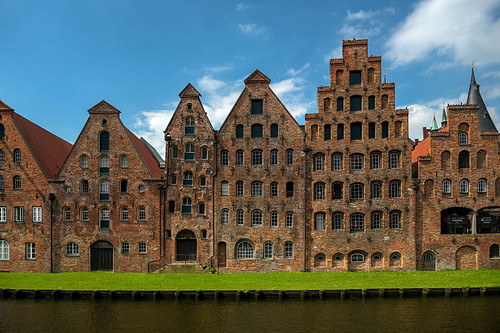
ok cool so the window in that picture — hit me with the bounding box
[0,207,6,223]
[350,154,364,171]
[314,155,324,171]
[236,181,244,197]
[201,147,208,160]
[490,244,500,258]
[100,132,109,151]
[286,182,294,197]
[198,202,205,215]
[99,155,109,174]
[199,176,207,187]
[0,124,4,138]
[252,210,263,226]
[26,242,36,260]
[185,116,195,134]
[236,150,244,166]
[311,125,319,141]
[369,123,375,139]
[81,207,89,221]
[390,211,401,229]
[394,121,402,137]
[314,183,325,200]
[237,209,244,226]
[172,146,178,159]
[350,96,362,111]
[251,124,263,138]
[285,211,293,228]
[284,242,293,258]
[381,95,388,109]
[270,182,278,197]
[372,212,382,229]
[14,206,24,223]
[459,151,470,168]
[324,97,331,112]
[32,207,42,223]
[324,124,331,140]
[66,242,79,256]
[350,70,361,85]
[120,206,129,221]
[168,201,175,213]
[333,254,343,263]
[0,150,3,163]
[121,242,130,254]
[81,180,89,194]
[120,179,128,193]
[373,253,382,262]
[263,242,273,259]
[442,179,451,194]
[441,151,450,170]
[270,211,278,227]
[368,96,375,110]
[236,241,254,259]
[270,149,278,165]
[251,99,263,114]
[337,124,344,140]
[478,179,487,193]
[170,174,177,185]
[350,213,364,232]
[350,183,364,200]
[80,155,88,169]
[221,150,229,166]
[100,207,110,229]
[137,206,146,221]
[0,240,9,261]
[270,124,278,138]
[389,152,400,169]
[183,171,193,186]
[459,132,468,145]
[460,179,469,194]
[315,213,325,230]
[99,180,109,200]
[477,150,486,169]
[120,155,128,168]
[333,213,343,230]
[332,154,342,171]
[382,122,389,138]
[138,242,147,254]
[337,97,344,111]
[13,175,21,190]
[221,181,229,196]
[14,149,21,163]
[187,103,192,110]
[182,198,192,214]
[371,181,382,199]
[286,149,294,165]
[184,143,195,160]
[236,124,244,138]
[332,182,343,200]
[351,253,364,263]
[389,180,401,198]
[350,122,362,140]
[221,209,229,224]
[63,207,71,221]
[251,182,263,197]
[252,150,263,165]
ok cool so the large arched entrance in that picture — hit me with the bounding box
[90,241,113,271]
[176,230,197,262]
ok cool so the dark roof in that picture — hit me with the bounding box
[13,113,72,180]
[126,128,163,179]
[466,68,498,132]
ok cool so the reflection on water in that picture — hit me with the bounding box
[1,296,500,332]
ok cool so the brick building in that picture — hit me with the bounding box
[0,39,498,272]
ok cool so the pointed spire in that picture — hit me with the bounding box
[441,102,447,128]
[466,66,497,131]
[431,114,438,131]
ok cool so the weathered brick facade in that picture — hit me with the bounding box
[0,39,498,272]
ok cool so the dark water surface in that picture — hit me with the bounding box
[1,296,500,332]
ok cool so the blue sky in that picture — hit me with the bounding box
[1,0,500,156]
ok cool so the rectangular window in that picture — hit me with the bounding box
[382,122,389,138]
[286,150,293,165]
[121,242,130,254]
[168,200,175,213]
[81,207,89,221]
[26,242,35,260]
[251,99,263,114]
[369,123,375,139]
[236,182,244,197]
[270,212,278,227]
[138,242,147,254]
[368,96,375,110]
[349,71,361,85]
[337,124,344,140]
[0,207,6,223]
[221,182,229,196]
[371,154,380,170]
[324,125,331,141]
[14,206,24,223]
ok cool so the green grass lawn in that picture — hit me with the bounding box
[1,270,500,291]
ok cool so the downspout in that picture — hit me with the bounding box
[163,133,172,265]
[211,137,218,268]
[303,147,311,272]
[49,193,55,273]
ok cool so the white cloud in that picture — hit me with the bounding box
[324,46,342,63]
[271,67,314,119]
[236,3,251,11]
[238,23,266,35]
[205,65,233,73]
[132,107,176,157]
[340,8,395,39]
[385,0,500,67]
[286,63,310,76]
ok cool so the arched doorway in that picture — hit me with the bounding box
[176,229,197,262]
[422,251,436,271]
[217,242,226,268]
[90,241,113,271]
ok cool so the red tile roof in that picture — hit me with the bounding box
[126,128,163,179]
[411,136,430,163]
[13,113,72,180]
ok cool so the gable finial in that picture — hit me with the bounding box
[384,68,388,84]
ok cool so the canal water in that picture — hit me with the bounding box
[1,296,500,332]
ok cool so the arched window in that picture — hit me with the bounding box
[332,182,343,200]
[424,179,434,197]
[371,181,382,199]
[66,242,80,256]
[442,179,451,194]
[251,209,263,226]
[459,132,468,145]
[120,206,129,221]
[184,143,195,160]
[270,124,278,138]
[13,175,21,190]
[372,211,382,229]
[199,176,206,187]
[390,211,401,229]
[350,213,364,231]
[490,244,500,258]
[390,252,401,266]
[221,181,229,196]
[332,153,343,171]
[80,207,89,221]
[182,197,192,214]
[315,213,325,230]
[381,94,388,109]
[333,212,343,230]
[350,154,364,171]
[459,179,469,194]
[286,149,294,165]
[459,151,469,169]
[350,253,365,263]
[236,241,254,259]
[314,183,325,200]
[251,124,263,138]
[120,179,128,193]
[183,171,193,186]
[236,209,244,226]
[389,180,401,198]
[236,124,244,138]
[478,179,487,193]
[270,211,278,227]
[137,206,146,221]
[221,208,229,224]
[185,116,195,134]
[120,155,128,168]
[198,202,205,215]
[251,181,263,197]
[270,149,278,165]
[337,97,344,111]
[350,95,362,111]
[99,207,110,229]
[389,151,400,169]
[81,179,89,194]
[314,154,324,171]
[285,211,293,227]
[236,181,244,197]
[324,97,331,112]
[201,147,208,160]
[13,149,21,163]
[221,150,229,166]
[0,240,9,261]
[270,182,278,197]
[99,131,109,151]
[236,150,244,166]
[99,155,109,174]
[80,155,88,169]
[63,207,71,221]
[252,149,263,165]
[263,241,274,259]
[99,180,109,200]
[350,183,364,200]
[284,241,293,258]
[441,151,450,170]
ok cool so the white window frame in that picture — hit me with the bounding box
[14,206,24,223]
[442,179,451,194]
[390,211,401,229]
[80,155,88,169]
[137,206,146,221]
[350,213,364,231]
[371,181,382,199]
[26,242,35,260]
[332,154,342,171]
[270,182,278,197]
[459,132,468,145]
[251,181,263,197]
[390,181,401,198]
[121,242,130,254]
[236,150,244,166]
[315,183,325,200]
[350,154,363,171]
[138,242,147,254]
[350,183,364,200]
[315,213,325,231]
[460,179,469,194]
[221,181,229,196]
[66,242,80,256]
[236,241,254,259]
[120,155,128,168]
[270,149,278,165]
[389,152,399,169]
[221,209,229,225]
[221,150,229,166]
[237,209,244,226]
[478,178,487,193]
[81,207,89,221]
[284,242,293,258]
[0,240,9,261]
[285,211,293,228]
[120,206,129,221]
[0,206,6,223]
[314,155,324,171]
[371,153,380,169]
[286,149,293,165]
[252,150,263,166]
[236,181,244,197]
[270,211,278,227]
[251,210,263,226]
[263,241,273,259]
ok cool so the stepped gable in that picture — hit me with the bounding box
[13,112,72,180]
[125,128,164,179]
[466,68,497,132]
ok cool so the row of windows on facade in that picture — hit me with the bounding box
[334,69,379,87]
[313,180,402,200]
[220,181,296,198]
[310,121,402,142]
[61,206,147,224]
[322,94,392,113]
[220,209,295,227]
[315,152,401,172]
[0,148,22,163]
[437,178,489,195]
[440,150,488,170]
[73,179,145,198]
[79,154,129,172]
[170,144,209,161]
[0,206,42,223]
[312,211,403,231]
[318,252,402,265]
[221,149,295,167]
[0,240,148,261]
[234,240,294,259]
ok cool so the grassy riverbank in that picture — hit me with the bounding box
[1,270,500,291]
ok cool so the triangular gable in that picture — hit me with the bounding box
[88,100,121,115]
[179,83,201,98]
[0,100,14,112]
[244,69,271,84]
